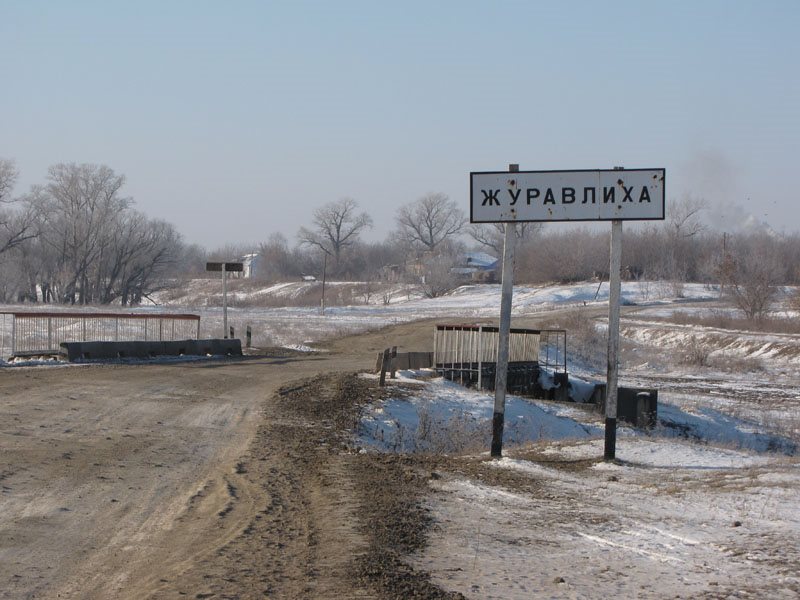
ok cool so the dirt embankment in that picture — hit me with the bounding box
[149,372,464,599]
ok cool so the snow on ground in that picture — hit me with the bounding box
[621,315,800,365]
[417,449,800,599]
[1,280,723,354]
[358,372,797,457]
[154,281,721,348]
[358,373,600,453]
[358,372,800,599]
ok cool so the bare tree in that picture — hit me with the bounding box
[661,195,708,289]
[0,158,37,255]
[297,198,373,268]
[468,222,542,264]
[31,163,130,303]
[0,158,19,202]
[418,252,460,298]
[94,211,181,304]
[717,234,783,320]
[395,193,465,251]
[258,232,296,281]
[667,195,707,240]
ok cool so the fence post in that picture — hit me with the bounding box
[11,315,15,356]
[47,317,52,352]
[379,348,390,386]
[390,346,397,379]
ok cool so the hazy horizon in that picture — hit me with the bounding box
[3,1,798,247]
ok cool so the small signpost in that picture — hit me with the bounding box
[206,262,243,339]
[470,167,665,459]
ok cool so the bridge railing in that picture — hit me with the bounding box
[0,311,201,358]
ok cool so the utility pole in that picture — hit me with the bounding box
[491,163,518,458]
[320,251,328,315]
[222,264,228,338]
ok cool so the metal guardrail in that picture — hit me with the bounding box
[1,311,201,358]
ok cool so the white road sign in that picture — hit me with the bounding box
[470,168,665,223]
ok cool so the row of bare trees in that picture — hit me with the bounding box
[0,160,183,304]
[282,193,799,313]
[2,156,797,315]
[292,194,542,288]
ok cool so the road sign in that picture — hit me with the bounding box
[470,168,665,223]
[205,262,244,272]
[205,262,243,339]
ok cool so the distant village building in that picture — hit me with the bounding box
[378,252,500,285]
[241,253,260,279]
[451,252,499,283]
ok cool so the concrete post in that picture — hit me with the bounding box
[491,163,519,458]
[605,219,623,460]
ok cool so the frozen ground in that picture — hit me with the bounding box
[358,371,797,456]
[358,371,800,598]
[419,445,800,599]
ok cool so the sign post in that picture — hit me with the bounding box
[605,218,623,459]
[470,167,664,461]
[206,262,244,339]
[491,164,518,458]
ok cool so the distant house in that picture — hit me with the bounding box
[451,252,499,283]
[241,253,260,279]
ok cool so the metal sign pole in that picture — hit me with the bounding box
[491,163,518,458]
[222,264,228,339]
[605,219,623,460]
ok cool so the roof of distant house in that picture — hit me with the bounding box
[464,252,499,269]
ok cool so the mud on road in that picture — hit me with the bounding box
[0,320,466,599]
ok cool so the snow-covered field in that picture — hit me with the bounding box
[166,280,721,347]
[358,366,800,598]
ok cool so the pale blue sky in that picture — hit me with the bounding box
[2,1,798,245]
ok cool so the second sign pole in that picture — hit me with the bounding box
[491,163,518,458]
[604,218,623,460]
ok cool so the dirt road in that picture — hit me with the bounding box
[0,320,463,599]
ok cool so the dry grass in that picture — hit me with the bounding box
[678,336,712,367]
[539,308,607,370]
[707,354,765,373]
[664,310,800,335]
